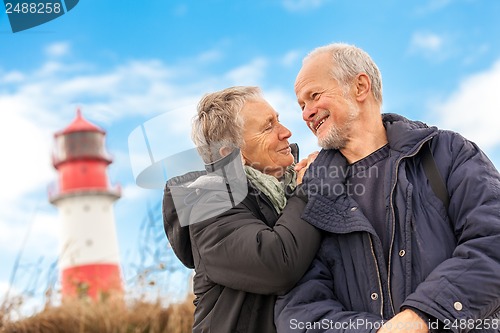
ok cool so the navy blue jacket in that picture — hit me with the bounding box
[275,114,500,333]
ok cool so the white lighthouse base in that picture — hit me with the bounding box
[54,191,123,299]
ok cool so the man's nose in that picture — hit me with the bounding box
[302,104,317,122]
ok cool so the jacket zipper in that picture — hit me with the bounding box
[387,138,433,316]
[369,235,385,318]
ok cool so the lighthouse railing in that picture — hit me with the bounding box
[48,181,122,202]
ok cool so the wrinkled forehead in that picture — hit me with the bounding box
[295,53,330,92]
[241,99,278,120]
[295,66,329,101]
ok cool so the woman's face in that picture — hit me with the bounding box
[240,99,294,178]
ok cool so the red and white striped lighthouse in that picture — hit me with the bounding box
[49,109,123,301]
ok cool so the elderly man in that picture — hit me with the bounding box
[163,86,320,333]
[275,43,500,333]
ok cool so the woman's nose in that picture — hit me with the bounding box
[278,123,292,140]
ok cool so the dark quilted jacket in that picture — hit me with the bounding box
[163,151,321,333]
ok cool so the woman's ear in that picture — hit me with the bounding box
[219,146,232,158]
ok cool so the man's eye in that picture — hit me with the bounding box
[312,92,320,100]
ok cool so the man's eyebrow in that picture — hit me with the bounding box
[296,87,309,101]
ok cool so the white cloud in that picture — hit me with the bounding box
[433,59,500,151]
[1,70,25,83]
[45,42,71,58]
[225,58,268,86]
[0,104,55,212]
[0,281,16,310]
[0,280,9,292]
[0,202,59,257]
[415,0,452,15]
[281,50,302,67]
[264,88,301,126]
[196,49,223,64]
[408,31,455,62]
[121,184,150,201]
[29,209,60,254]
[0,202,59,316]
[282,0,331,11]
[410,32,443,53]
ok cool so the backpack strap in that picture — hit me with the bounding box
[421,140,450,211]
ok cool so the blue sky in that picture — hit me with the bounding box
[1,0,500,313]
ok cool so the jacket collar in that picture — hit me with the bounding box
[303,114,439,234]
[382,113,438,156]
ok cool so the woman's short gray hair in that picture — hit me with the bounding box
[192,86,262,163]
[305,43,383,105]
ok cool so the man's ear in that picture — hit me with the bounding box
[219,147,233,158]
[355,73,371,102]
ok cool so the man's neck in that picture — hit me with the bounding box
[340,115,388,164]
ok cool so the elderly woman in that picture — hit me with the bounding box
[163,86,320,333]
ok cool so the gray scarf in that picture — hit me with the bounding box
[244,165,297,214]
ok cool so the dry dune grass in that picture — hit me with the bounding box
[0,197,194,332]
[0,295,194,333]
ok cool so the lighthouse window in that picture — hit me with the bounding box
[56,132,109,160]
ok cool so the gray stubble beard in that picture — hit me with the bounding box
[318,102,358,150]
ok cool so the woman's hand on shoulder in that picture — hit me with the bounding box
[295,151,319,184]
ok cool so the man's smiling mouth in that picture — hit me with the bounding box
[310,115,329,133]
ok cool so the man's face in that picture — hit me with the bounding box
[240,99,294,178]
[295,53,359,150]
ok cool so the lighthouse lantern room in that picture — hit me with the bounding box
[49,109,123,301]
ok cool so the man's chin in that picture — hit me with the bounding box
[318,136,344,150]
[317,135,331,149]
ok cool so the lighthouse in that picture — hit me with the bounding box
[49,109,123,301]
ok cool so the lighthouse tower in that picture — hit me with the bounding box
[49,109,123,301]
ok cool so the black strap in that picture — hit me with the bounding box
[290,142,299,164]
[421,140,450,211]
